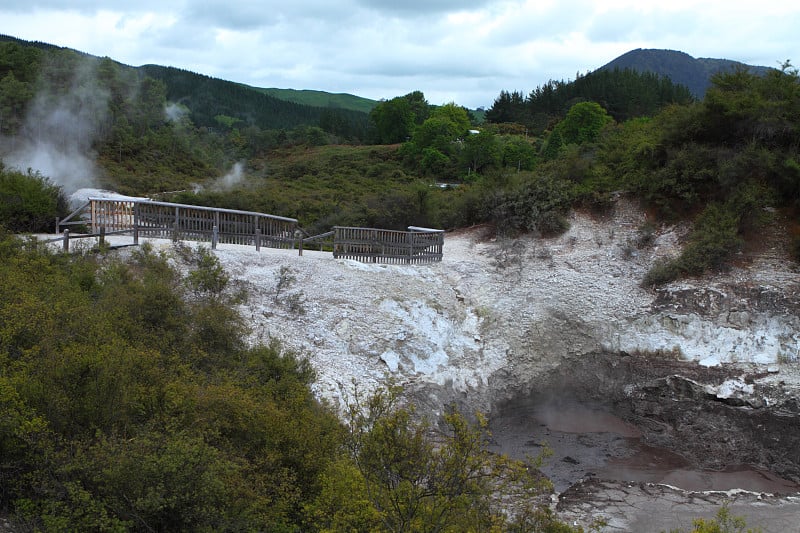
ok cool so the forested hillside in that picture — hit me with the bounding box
[484,67,695,132]
[254,86,378,114]
[140,64,371,139]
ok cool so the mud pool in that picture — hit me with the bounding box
[489,401,800,494]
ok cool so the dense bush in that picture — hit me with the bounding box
[0,237,342,530]
[485,172,573,236]
[0,165,66,232]
[643,202,744,286]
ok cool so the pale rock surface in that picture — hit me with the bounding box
[77,198,800,414]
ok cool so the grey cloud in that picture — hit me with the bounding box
[0,0,168,13]
[183,0,358,30]
[354,0,492,16]
[184,1,281,30]
[584,9,642,43]
[483,4,589,47]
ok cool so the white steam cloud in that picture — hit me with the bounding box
[213,161,246,190]
[191,161,248,194]
[164,102,189,124]
[3,58,109,195]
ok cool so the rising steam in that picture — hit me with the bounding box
[164,102,189,124]
[2,58,109,195]
[214,161,246,190]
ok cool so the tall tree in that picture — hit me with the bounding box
[555,101,614,145]
[370,96,414,144]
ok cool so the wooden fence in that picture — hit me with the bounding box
[332,226,444,264]
[58,198,299,250]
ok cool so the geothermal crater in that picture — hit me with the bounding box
[95,197,800,531]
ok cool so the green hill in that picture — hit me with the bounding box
[140,64,370,138]
[0,34,371,139]
[252,87,378,114]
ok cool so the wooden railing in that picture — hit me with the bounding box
[58,198,298,250]
[332,226,444,264]
[55,199,446,264]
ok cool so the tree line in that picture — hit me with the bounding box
[485,67,695,133]
[141,64,371,139]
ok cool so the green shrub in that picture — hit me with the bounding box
[643,203,743,286]
[0,166,67,232]
[486,173,573,236]
[0,233,344,530]
[678,202,743,274]
[792,233,800,262]
[642,258,682,287]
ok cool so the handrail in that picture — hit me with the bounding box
[332,226,443,264]
[88,197,298,224]
[55,198,299,252]
[52,198,444,264]
[302,231,335,242]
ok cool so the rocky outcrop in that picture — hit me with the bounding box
[557,478,800,532]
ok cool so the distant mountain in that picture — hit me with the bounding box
[599,49,774,97]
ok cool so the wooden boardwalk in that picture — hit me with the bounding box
[56,198,444,264]
[59,197,298,250]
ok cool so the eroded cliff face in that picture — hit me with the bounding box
[212,198,799,418]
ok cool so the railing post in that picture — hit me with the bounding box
[62,229,70,252]
[133,203,139,245]
[172,222,178,242]
[90,199,97,234]
[212,225,218,249]
[99,226,106,247]
[255,228,261,251]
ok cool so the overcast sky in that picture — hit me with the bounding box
[1,1,797,109]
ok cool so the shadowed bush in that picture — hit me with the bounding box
[0,166,67,232]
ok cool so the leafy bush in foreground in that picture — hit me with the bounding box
[0,165,66,232]
[0,237,341,531]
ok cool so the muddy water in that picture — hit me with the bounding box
[489,401,800,494]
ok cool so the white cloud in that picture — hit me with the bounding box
[1,0,798,109]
